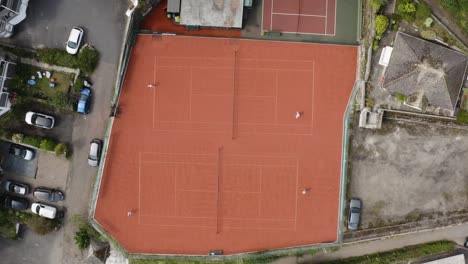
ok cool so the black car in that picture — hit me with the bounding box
[9,143,34,160]
[33,187,65,202]
[4,195,29,211]
[3,180,31,195]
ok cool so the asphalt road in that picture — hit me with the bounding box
[1,0,126,64]
[0,0,128,263]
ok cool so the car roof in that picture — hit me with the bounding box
[80,88,91,96]
[350,198,361,208]
[69,27,82,42]
[36,116,52,127]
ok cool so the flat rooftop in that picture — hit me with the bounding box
[94,35,357,255]
[180,0,243,28]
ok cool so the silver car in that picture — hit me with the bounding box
[88,139,102,167]
[347,198,361,231]
[25,111,55,129]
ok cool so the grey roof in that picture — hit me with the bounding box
[383,32,468,111]
[167,0,181,13]
[180,0,244,28]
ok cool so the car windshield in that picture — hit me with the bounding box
[36,116,52,127]
[35,205,41,214]
[80,93,88,101]
[68,41,78,49]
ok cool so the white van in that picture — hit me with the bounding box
[31,203,57,219]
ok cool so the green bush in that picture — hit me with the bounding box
[47,92,69,109]
[54,143,68,156]
[37,48,76,68]
[420,30,437,40]
[457,109,468,124]
[373,39,380,50]
[326,241,454,264]
[23,136,42,148]
[11,133,24,143]
[394,92,408,102]
[416,2,432,22]
[74,75,86,94]
[77,46,99,74]
[439,0,459,12]
[398,2,416,13]
[371,0,388,12]
[40,139,57,151]
[74,227,91,250]
[375,15,389,35]
[37,47,99,74]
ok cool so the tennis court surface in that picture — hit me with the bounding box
[94,35,357,255]
[262,0,336,35]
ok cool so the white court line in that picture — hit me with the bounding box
[154,120,313,126]
[138,152,142,224]
[333,0,337,35]
[190,94,276,98]
[157,65,314,72]
[139,215,295,221]
[189,67,192,120]
[140,152,296,158]
[152,129,314,136]
[270,0,274,31]
[156,56,317,63]
[272,12,326,17]
[325,0,328,34]
[275,70,278,122]
[311,60,315,132]
[140,161,297,168]
[294,159,299,231]
[176,189,262,194]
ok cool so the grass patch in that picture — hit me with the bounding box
[394,93,407,102]
[0,208,61,239]
[325,241,455,264]
[456,109,468,124]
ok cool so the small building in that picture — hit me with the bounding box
[0,0,30,38]
[359,107,384,129]
[0,55,15,118]
[378,46,393,67]
[179,0,243,28]
[382,32,468,116]
[167,0,181,13]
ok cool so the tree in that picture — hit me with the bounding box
[416,2,432,21]
[375,15,390,35]
[371,0,388,12]
[74,227,90,250]
[398,2,416,14]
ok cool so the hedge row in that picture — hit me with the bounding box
[14,134,68,156]
[37,46,99,74]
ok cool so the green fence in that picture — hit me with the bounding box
[337,80,361,242]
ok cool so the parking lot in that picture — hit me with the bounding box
[0,140,38,178]
[349,119,468,229]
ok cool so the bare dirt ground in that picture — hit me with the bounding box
[348,118,468,229]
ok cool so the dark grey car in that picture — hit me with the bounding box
[4,195,29,211]
[3,180,31,195]
[33,187,65,202]
[347,198,361,231]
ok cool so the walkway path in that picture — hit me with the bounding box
[274,223,468,263]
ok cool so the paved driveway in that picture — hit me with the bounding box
[0,140,39,178]
[0,0,127,64]
[0,0,128,263]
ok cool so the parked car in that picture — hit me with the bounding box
[3,180,30,195]
[347,198,361,231]
[25,111,55,129]
[77,88,91,114]
[9,143,34,161]
[88,139,102,167]
[464,237,468,248]
[4,195,29,211]
[31,203,57,219]
[66,27,84,55]
[33,187,65,202]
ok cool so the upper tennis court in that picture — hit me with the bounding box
[94,35,357,255]
[262,0,336,35]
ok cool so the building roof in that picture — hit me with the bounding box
[179,0,243,28]
[383,32,468,112]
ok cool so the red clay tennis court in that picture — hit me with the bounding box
[94,35,357,255]
[262,0,336,35]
